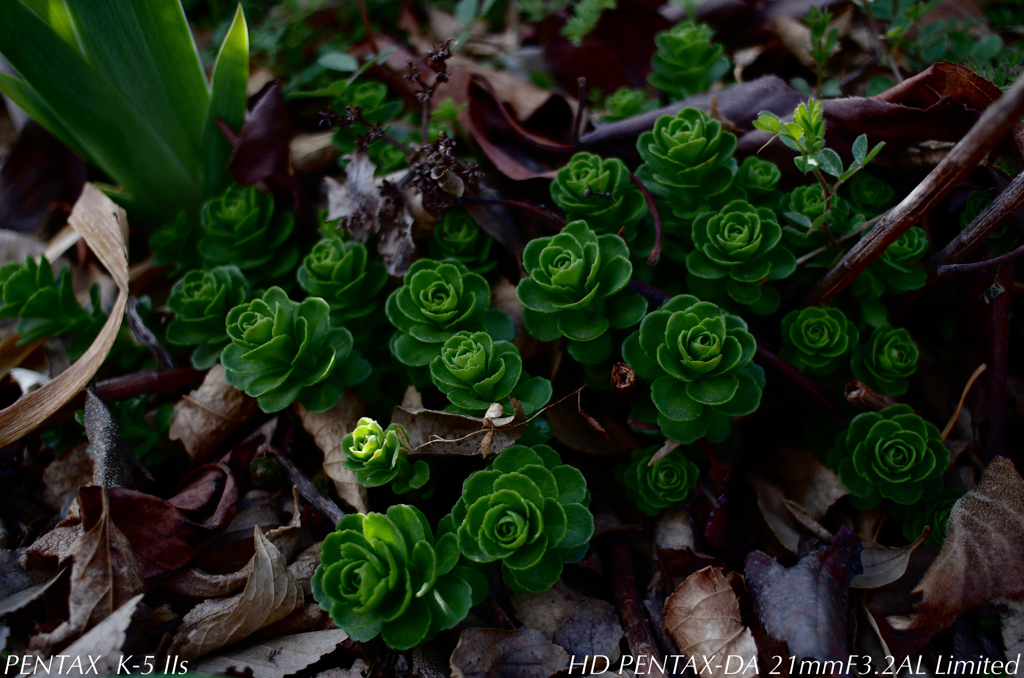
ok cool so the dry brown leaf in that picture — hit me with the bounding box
[169,364,259,462]
[392,400,524,458]
[654,506,697,551]
[42,445,93,511]
[288,542,323,598]
[52,593,144,677]
[169,525,304,661]
[908,457,1024,630]
[0,184,128,447]
[663,566,759,678]
[316,659,368,678]
[296,395,368,513]
[850,530,930,589]
[21,524,83,573]
[249,602,335,640]
[997,596,1024,659]
[750,476,802,553]
[0,548,39,599]
[191,629,349,678]
[512,583,582,638]
[773,448,848,520]
[0,568,62,616]
[783,499,833,543]
[31,487,144,651]
[450,627,569,678]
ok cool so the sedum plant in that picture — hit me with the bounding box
[898,487,963,546]
[386,259,492,367]
[222,288,371,413]
[445,444,594,594]
[341,418,429,495]
[685,199,796,315]
[620,445,700,515]
[0,2,248,222]
[850,324,919,395]
[862,227,928,293]
[199,184,299,283]
[166,265,250,369]
[780,306,859,376]
[736,156,782,208]
[636,108,737,220]
[623,295,763,443]
[297,238,388,327]
[847,172,894,216]
[430,332,552,416]
[550,153,647,237]
[828,405,949,507]
[429,211,495,275]
[0,255,104,346]
[312,505,487,649]
[648,22,729,100]
[602,87,659,123]
[517,220,647,364]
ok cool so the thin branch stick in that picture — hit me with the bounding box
[804,74,1024,306]
[630,172,662,266]
[941,363,987,442]
[456,197,566,227]
[607,537,667,678]
[937,241,1024,276]
[573,77,587,148]
[929,171,1024,278]
[355,0,379,54]
[275,453,346,526]
[795,212,886,266]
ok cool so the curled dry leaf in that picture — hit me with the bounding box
[547,397,638,456]
[42,444,93,511]
[997,596,1024,659]
[750,476,803,554]
[662,566,758,678]
[31,487,144,651]
[191,629,349,678]
[169,364,259,462]
[770,448,848,521]
[169,525,304,661]
[392,400,524,458]
[296,394,368,513]
[0,184,128,448]
[850,529,930,589]
[53,593,144,678]
[21,525,82,574]
[907,457,1024,631]
[512,582,624,666]
[745,527,863,664]
[0,568,62,617]
[450,627,569,678]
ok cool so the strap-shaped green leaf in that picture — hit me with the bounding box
[0,72,87,158]
[201,5,248,198]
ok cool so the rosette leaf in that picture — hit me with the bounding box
[199,184,299,282]
[847,172,894,216]
[619,445,700,515]
[736,156,782,206]
[850,323,918,395]
[636,108,738,219]
[827,405,949,507]
[428,211,495,275]
[648,22,729,100]
[602,87,658,123]
[0,255,103,344]
[297,239,388,326]
[623,294,763,444]
[517,220,647,364]
[312,505,487,649]
[872,226,928,292]
[898,488,963,546]
[782,187,860,254]
[386,259,492,367]
[686,200,795,314]
[222,287,372,413]
[430,332,552,416]
[341,417,429,494]
[550,153,647,237]
[448,444,594,594]
[779,306,858,376]
[167,266,250,369]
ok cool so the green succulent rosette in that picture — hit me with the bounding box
[779,306,859,376]
[312,505,487,649]
[429,211,495,275]
[447,444,594,594]
[848,172,894,216]
[341,417,429,494]
[0,255,103,344]
[648,22,729,100]
[166,266,250,369]
[782,187,859,253]
[297,238,388,326]
[550,152,647,237]
[430,331,552,416]
[150,212,200,275]
[850,323,918,395]
[198,184,299,282]
[623,294,763,444]
[386,259,492,367]
[897,487,963,546]
[222,287,372,413]
[619,445,700,515]
[736,156,782,207]
[602,87,658,123]
[517,220,647,365]
[827,404,949,507]
[636,108,738,220]
[854,226,927,300]
[685,200,796,315]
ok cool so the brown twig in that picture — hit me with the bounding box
[355,0,379,54]
[606,537,667,678]
[795,211,886,267]
[941,364,987,442]
[844,381,897,411]
[627,278,671,305]
[43,368,204,427]
[274,453,346,527]
[987,263,1013,462]
[757,346,844,425]
[630,172,663,266]
[937,241,1024,276]
[126,297,176,371]
[804,73,1024,306]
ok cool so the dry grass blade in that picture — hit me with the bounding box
[191,629,350,678]
[941,363,987,441]
[0,184,128,447]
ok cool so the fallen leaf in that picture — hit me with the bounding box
[663,566,758,678]
[227,83,296,187]
[0,569,62,617]
[512,582,624,666]
[744,527,863,664]
[42,445,93,511]
[297,395,369,513]
[654,507,697,551]
[169,364,259,462]
[288,542,322,598]
[851,530,930,589]
[191,629,349,678]
[450,627,569,678]
[546,397,638,456]
[316,659,368,678]
[908,457,1024,630]
[21,525,82,574]
[52,593,144,677]
[997,596,1024,659]
[83,390,153,488]
[0,549,42,599]
[31,487,144,651]
[750,476,802,553]
[771,448,848,521]
[169,525,304,661]
[391,400,524,457]
[250,602,335,640]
